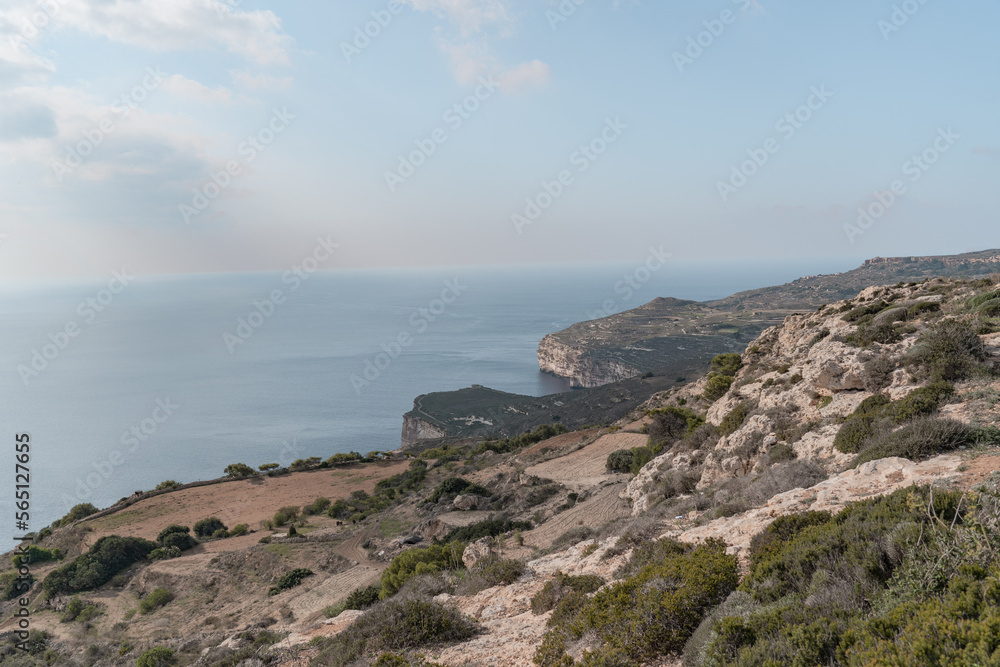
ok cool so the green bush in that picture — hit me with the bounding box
[719,403,749,436]
[1,571,33,601]
[907,301,940,318]
[303,498,331,515]
[646,406,706,445]
[965,287,1000,310]
[424,478,491,505]
[139,587,173,614]
[462,558,525,592]
[272,505,300,527]
[537,539,737,664]
[703,374,734,402]
[853,418,980,465]
[711,353,743,376]
[343,584,381,611]
[438,518,532,545]
[767,443,796,463]
[154,480,180,491]
[380,543,465,599]
[834,384,954,455]
[136,646,174,667]
[223,463,257,478]
[905,319,990,381]
[11,545,62,568]
[841,300,890,323]
[311,599,478,667]
[605,449,634,473]
[155,525,189,543]
[268,568,314,596]
[51,503,98,528]
[531,573,605,615]
[60,596,100,622]
[229,523,249,536]
[833,394,892,453]
[212,528,230,539]
[193,517,227,537]
[42,536,157,598]
[477,423,568,455]
[160,531,197,551]
[148,547,181,561]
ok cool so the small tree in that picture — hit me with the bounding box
[193,517,227,538]
[258,463,279,472]
[136,646,174,667]
[224,463,257,478]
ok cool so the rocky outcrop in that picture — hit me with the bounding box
[400,414,446,449]
[537,334,641,388]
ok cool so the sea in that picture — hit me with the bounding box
[0,258,855,541]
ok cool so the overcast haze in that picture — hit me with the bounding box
[0,0,997,280]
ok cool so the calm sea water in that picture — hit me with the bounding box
[0,259,853,540]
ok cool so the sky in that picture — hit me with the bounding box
[0,0,997,280]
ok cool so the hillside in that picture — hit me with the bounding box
[3,275,1000,667]
[539,249,1000,388]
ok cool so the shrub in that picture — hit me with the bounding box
[42,536,157,598]
[425,477,491,505]
[160,532,197,551]
[343,584,381,611]
[311,599,478,666]
[833,394,892,453]
[646,406,705,445]
[229,524,249,536]
[272,505,300,527]
[842,300,890,323]
[965,287,1000,310]
[223,463,257,478]
[1,571,33,601]
[808,328,831,346]
[139,587,173,614]
[60,596,100,622]
[767,443,796,463]
[267,568,313,596]
[605,449,634,473]
[51,503,99,528]
[711,353,743,376]
[905,319,990,381]
[854,417,978,465]
[889,381,954,422]
[148,547,181,561]
[136,646,174,667]
[907,300,940,318]
[154,480,180,491]
[719,403,749,436]
[303,498,331,515]
[477,423,568,455]
[380,543,465,599]
[540,539,737,664]
[862,354,897,392]
[156,525,189,544]
[193,517,227,538]
[459,558,525,595]
[531,573,605,615]
[258,463,280,472]
[438,518,532,545]
[703,374,734,402]
[11,545,62,568]
[212,528,230,539]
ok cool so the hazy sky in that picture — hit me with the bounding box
[0,0,997,279]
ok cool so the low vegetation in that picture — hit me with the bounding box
[268,568,314,596]
[380,543,465,599]
[42,536,157,598]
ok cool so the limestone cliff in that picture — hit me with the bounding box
[537,334,641,388]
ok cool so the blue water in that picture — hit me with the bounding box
[0,258,854,540]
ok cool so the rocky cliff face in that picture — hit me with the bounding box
[537,334,641,388]
[400,414,447,449]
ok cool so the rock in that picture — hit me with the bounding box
[872,307,909,327]
[462,537,496,570]
[453,494,483,511]
[400,413,447,449]
[537,334,641,388]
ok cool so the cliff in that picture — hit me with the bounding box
[539,249,1000,388]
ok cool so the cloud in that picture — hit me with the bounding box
[0,99,57,140]
[231,69,293,91]
[15,0,294,66]
[496,59,550,93]
[162,74,243,105]
[407,0,549,93]
[403,0,514,36]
